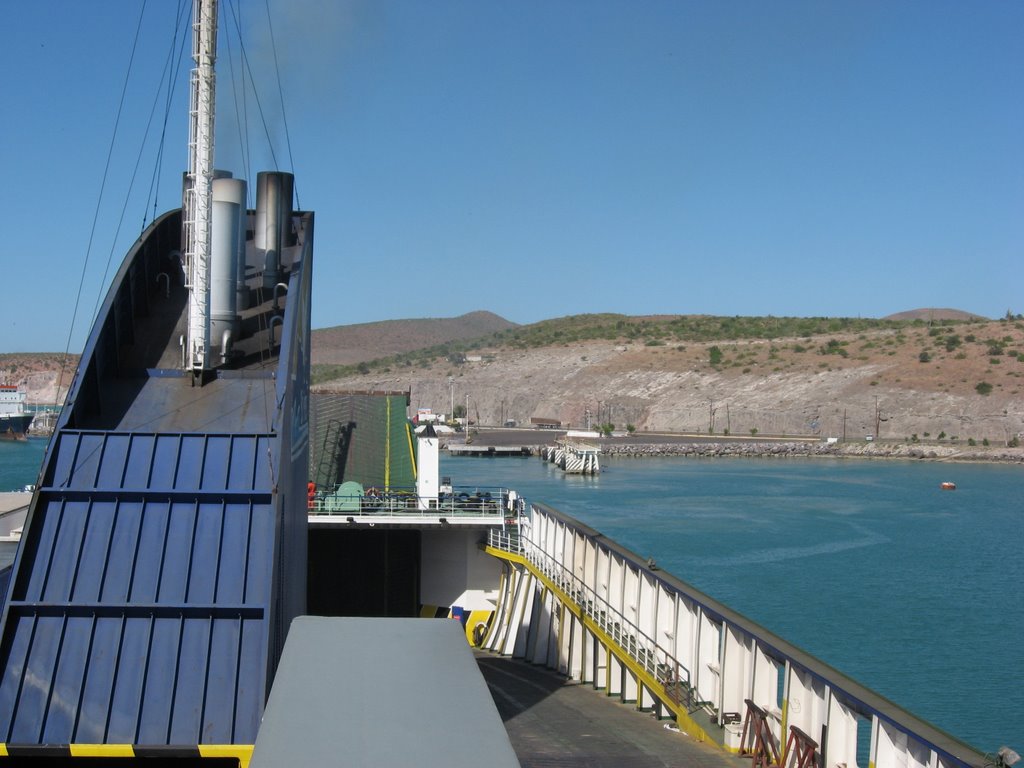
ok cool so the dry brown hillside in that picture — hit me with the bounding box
[314,315,1024,445]
[9,312,1023,446]
[882,307,988,322]
[312,310,516,365]
[0,353,78,405]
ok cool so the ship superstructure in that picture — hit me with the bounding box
[0,1,312,761]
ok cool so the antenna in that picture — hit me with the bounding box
[182,0,217,378]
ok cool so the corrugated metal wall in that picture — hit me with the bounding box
[0,430,275,744]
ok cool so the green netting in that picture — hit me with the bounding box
[309,392,417,491]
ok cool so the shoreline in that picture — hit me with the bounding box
[597,440,1024,464]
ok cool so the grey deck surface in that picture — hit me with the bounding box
[250,617,520,768]
[476,653,746,768]
[95,374,277,433]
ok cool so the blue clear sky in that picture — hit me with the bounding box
[3,0,1022,353]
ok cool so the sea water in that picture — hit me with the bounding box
[0,437,48,491]
[443,453,1024,755]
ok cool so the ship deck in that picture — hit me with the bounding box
[75,227,303,435]
[476,652,746,768]
[0,207,315,754]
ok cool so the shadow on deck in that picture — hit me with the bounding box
[475,652,746,768]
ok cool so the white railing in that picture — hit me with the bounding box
[507,505,992,768]
[486,528,697,709]
[310,486,512,518]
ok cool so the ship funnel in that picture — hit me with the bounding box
[210,177,245,355]
[233,180,250,310]
[255,171,294,290]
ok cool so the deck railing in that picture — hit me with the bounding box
[505,504,993,768]
[486,528,699,711]
[309,486,513,518]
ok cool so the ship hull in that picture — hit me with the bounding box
[0,414,33,440]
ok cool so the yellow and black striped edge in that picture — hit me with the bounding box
[0,743,253,765]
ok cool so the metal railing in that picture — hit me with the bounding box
[309,486,512,518]
[486,529,700,712]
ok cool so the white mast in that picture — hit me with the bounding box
[183,0,217,375]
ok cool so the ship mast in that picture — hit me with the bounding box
[183,0,217,377]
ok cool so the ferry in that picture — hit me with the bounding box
[0,3,1009,767]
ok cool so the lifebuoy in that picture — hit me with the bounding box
[472,622,487,646]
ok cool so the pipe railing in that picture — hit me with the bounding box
[487,528,699,711]
[517,505,993,768]
[310,486,513,518]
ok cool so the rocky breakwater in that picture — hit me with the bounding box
[602,440,1024,464]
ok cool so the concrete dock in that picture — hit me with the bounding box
[447,444,534,457]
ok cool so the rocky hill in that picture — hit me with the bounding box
[313,313,1024,446]
[8,311,1024,447]
[0,353,77,405]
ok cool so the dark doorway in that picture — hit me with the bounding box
[307,528,421,617]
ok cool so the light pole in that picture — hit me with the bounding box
[448,376,454,422]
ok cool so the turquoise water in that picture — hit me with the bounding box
[443,454,1024,755]
[2,442,1019,751]
[0,437,48,491]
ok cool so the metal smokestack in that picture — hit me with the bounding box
[255,171,294,290]
[232,179,250,310]
[210,177,245,354]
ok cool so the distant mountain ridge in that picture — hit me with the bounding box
[311,310,517,366]
[883,307,989,322]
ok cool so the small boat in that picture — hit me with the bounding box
[940,481,956,491]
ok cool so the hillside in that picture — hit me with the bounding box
[0,353,77,405]
[8,312,1023,446]
[312,312,1024,446]
[882,308,989,322]
[311,310,516,366]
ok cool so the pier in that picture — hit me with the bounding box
[541,439,601,474]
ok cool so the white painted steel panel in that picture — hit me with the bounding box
[826,692,862,768]
[696,610,721,706]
